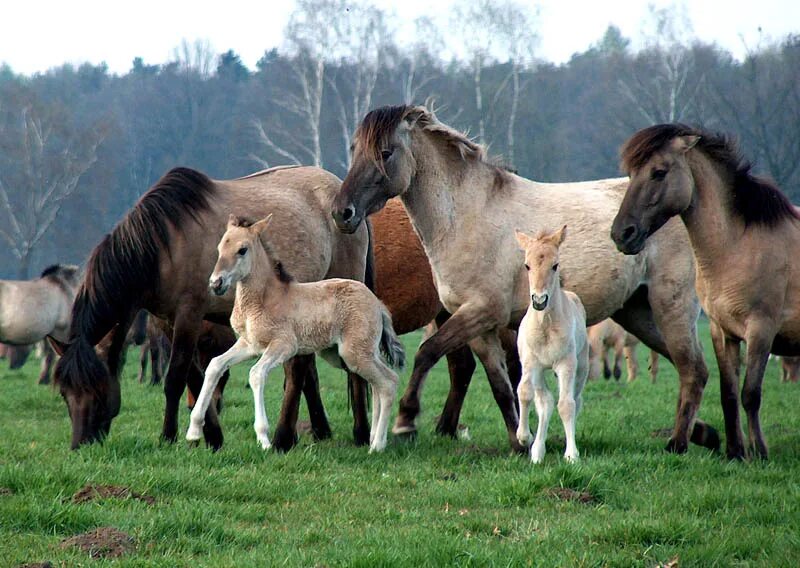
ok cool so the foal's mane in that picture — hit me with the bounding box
[621,123,798,227]
[229,216,294,284]
[354,105,512,190]
[56,167,216,392]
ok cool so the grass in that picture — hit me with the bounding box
[1,323,799,567]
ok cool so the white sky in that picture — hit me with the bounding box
[1,0,798,75]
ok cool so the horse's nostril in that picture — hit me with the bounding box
[341,206,354,221]
[622,225,637,241]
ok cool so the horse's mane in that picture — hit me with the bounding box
[354,105,513,190]
[56,167,216,393]
[229,216,294,284]
[621,123,798,227]
[40,264,64,278]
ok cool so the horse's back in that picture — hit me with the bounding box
[0,279,68,344]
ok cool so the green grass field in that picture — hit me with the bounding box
[1,325,799,567]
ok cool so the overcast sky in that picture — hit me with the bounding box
[1,0,798,75]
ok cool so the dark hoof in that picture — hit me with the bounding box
[202,424,224,452]
[726,447,747,461]
[603,367,611,379]
[311,424,333,442]
[613,367,622,380]
[353,427,370,447]
[272,425,298,453]
[434,424,458,439]
[665,437,688,454]
[161,430,178,444]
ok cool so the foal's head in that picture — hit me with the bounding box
[209,214,272,296]
[515,226,567,311]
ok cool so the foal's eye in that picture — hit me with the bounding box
[381,149,393,161]
[524,263,530,271]
[237,247,248,256]
[651,169,667,181]
[552,263,559,271]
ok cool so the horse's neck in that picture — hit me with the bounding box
[681,153,742,270]
[236,246,283,315]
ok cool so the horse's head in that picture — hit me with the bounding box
[52,336,121,449]
[332,105,426,233]
[612,124,700,255]
[514,226,567,312]
[209,214,273,296]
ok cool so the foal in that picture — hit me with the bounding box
[515,227,589,463]
[186,214,403,453]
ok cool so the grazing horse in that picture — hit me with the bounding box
[0,265,80,384]
[612,123,800,459]
[332,104,718,454]
[53,166,369,450]
[189,215,403,452]
[515,226,589,463]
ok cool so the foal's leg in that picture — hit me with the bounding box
[742,322,774,460]
[186,338,252,443]
[529,366,552,464]
[624,343,638,382]
[554,356,579,462]
[515,360,536,448]
[249,344,295,450]
[709,320,744,460]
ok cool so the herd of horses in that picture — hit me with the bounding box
[2,104,799,462]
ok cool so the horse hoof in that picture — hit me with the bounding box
[726,448,746,461]
[272,426,298,453]
[664,437,688,454]
[202,426,224,452]
[353,427,370,447]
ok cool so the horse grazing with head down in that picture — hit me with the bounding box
[332,104,718,455]
[612,124,800,460]
[53,166,369,451]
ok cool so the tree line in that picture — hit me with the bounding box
[1,0,798,278]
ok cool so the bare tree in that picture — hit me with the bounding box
[399,16,444,105]
[0,96,105,277]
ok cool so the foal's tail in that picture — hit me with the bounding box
[379,308,405,370]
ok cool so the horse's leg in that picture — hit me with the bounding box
[612,339,623,381]
[649,350,659,383]
[348,372,371,446]
[515,358,535,448]
[709,320,745,460]
[248,343,295,450]
[554,356,579,462]
[187,338,252,443]
[742,322,773,460]
[138,344,148,383]
[273,354,310,452]
[528,366,552,464]
[614,285,718,452]
[162,309,204,444]
[346,357,396,453]
[393,303,499,438]
[624,343,639,383]
[37,341,55,385]
[434,310,477,438]
[184,363,224,449]
[468,331,524,452]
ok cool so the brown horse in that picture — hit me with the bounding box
[612,123,800,459]
[53,166,369,450]
[332,105,718,454]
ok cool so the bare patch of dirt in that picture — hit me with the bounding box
[71,484,155,506]
[546,487,595,504]
[60,527,135,559]
[0,487,13,496]
[650,427,674,438]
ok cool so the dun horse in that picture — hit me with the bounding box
[515,227,589,463]
[332,105,718,454]
[612,124,800,459]
[1,264,80,384]
[588,319,658,383]
[188,215,403,453]
[53,166,368,450]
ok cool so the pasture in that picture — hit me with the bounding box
[1,325,799,567]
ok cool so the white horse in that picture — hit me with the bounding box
[187,215,404,453]
[515,227,589,463]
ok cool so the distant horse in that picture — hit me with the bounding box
[0,265,80,384]
[189,215,403,453]
[515,226,589,463]
[332,105,718,454]
[588,319,659,383]
[53,166,369,450]
[780,356,800,383]
[612,123,800,460]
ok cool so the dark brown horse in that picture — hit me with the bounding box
[53,166,369,450]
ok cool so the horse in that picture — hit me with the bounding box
[0,342,32,370]
[52,166,369,451]
[588,319,658,383]
[0,264,80,384]
[780,356,800,383]
[188,215,403,453]
[612,123,800,460]
[332,104,718,455]
[515,226,589,463]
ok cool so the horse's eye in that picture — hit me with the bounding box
[651,169,667,181]
[237,247,248,256]
[381,149,393,161]
[552,263,559,271]
[524,263,530,271]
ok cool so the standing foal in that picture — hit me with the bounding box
[187,214,404,453]
[515,226,589,463]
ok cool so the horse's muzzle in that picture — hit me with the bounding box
[531,294,549,311]
[611,220,647,255]
[331,205,362,234]
[209,277,228,296]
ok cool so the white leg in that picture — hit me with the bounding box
[187,338,253,442]
[516,364,535,447]
[554,356,579,462]
[370,384,380,446]
[355,358,397,453]
[249,343,295,450]
[529,366,552,464]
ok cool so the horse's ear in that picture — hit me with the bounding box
[555,224,568,245]
[514,229,531,249]
[674,135,700,153]
[227,213,238,228]
[404,106,429,127]
[47,335,68,356]
[251,213,273,234]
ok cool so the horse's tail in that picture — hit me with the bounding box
[379,307,405,370]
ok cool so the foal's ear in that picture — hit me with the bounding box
[674,135,700,153]
[251,213,273,234]
[227,213,239,228]
[514,229,532,249]
[554,224,568,245]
